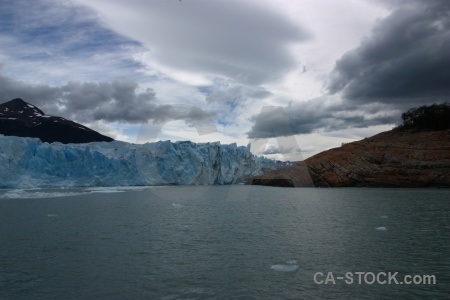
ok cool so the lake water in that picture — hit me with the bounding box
[0,186,449,299]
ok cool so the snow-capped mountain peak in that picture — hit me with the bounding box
[0,98,113,144]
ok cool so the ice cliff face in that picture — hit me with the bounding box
[0,135,276,188]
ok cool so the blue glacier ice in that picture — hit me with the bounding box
[0,135,277,188]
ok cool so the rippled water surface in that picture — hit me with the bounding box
[0,186,449,299]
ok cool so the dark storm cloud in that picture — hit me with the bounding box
[0,71,61,107]
[248,0,450,139]
[64,81,158,123]
[247,98,400,139]
[326,0,450,104]
[0,72,214,124]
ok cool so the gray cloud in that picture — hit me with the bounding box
[0,70,61,108]
[0,71,215,124]
[62,81,158,123]
[205,79,272,105]
[261,144,295,156]
[201,79,272,127]
[248,0,450,139]
[326,0,450,104]
[248,106,296,139]
[81,0,309,85]
[247,99,401,139]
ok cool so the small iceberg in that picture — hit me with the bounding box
[87,188,125,193]
[271,260,299,272]
[376,226,387,231]
[380,215,389,219]
[171,203,183,208]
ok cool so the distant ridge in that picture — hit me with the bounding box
[0,98,113,144]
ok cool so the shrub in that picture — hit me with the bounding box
[400,103,450,131]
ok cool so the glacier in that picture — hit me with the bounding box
[0,135,277,188]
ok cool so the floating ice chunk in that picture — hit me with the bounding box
[46,214,58,217]
[86,186,150,192]
[0,190,85,199]
[271,264,299,272]
[286,260,298,265]
[3,189,25,199]
[376,226,387,231]
[112,186,151,191]
[171,203,183,208]
[271,260,299,272]
[88,189,125,193]
[380,215,389,219]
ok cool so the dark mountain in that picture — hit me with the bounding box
[0,98,113,144]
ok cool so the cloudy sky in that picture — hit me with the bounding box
[1,0,449,160]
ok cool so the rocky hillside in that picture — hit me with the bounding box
[0,98,113,144]
[251,129,450,187]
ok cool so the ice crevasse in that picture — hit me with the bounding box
[0,135,276,188]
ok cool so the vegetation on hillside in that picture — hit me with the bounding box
[398,103,450,131]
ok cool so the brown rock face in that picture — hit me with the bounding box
[251,163,314,187]
[251,129,450,187]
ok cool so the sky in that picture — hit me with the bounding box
[0,0,449,160]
